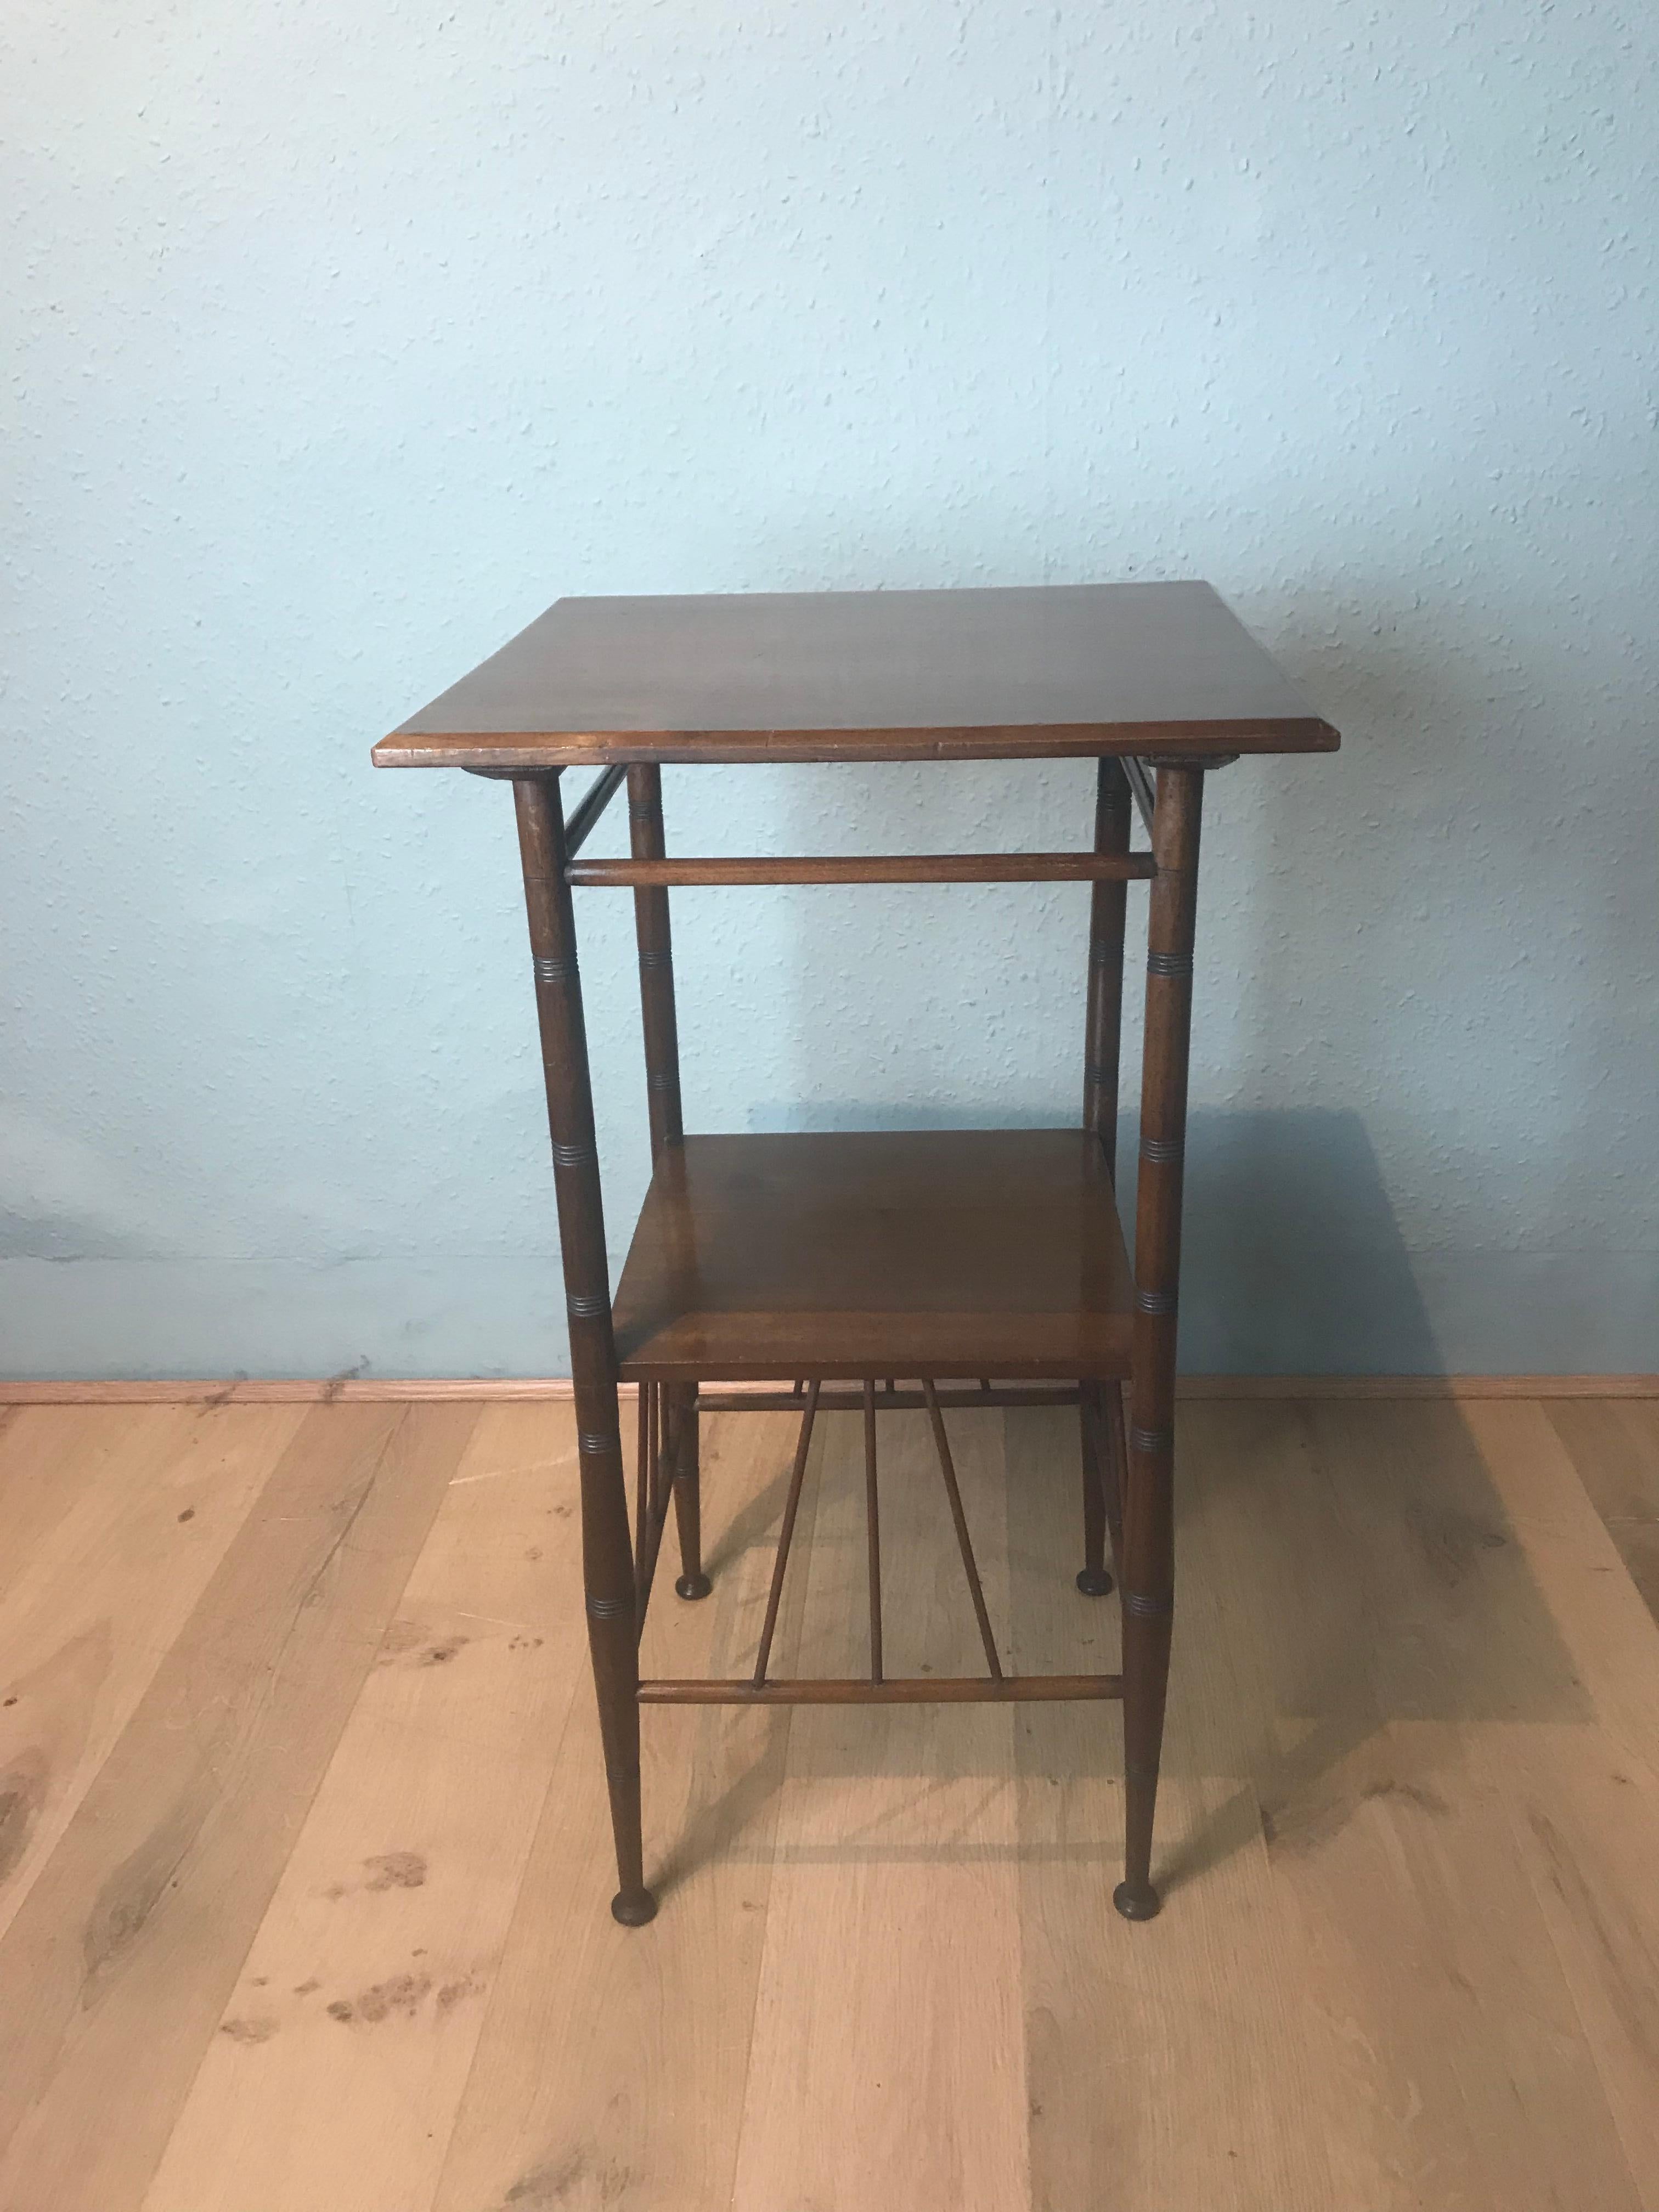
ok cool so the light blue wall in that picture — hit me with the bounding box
[3,2,1655,1378]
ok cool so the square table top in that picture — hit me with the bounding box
[373,580,1336,771]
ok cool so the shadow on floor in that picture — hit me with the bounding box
[648,1108,1590,1895]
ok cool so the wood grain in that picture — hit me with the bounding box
[611,1130,1134,1383]
[730,1407,1028,2212]
[432,1409,817,2212]
[1548,1397,1659,1515]
[375,581,1338,771]
[140,1406,584,2212]
[566,850,1156,887]
[0,1403,471,2212]
[0,1404,304,1940]
[1244,1399,1642,2211]
[3,1395,1658,2209]
[1460,1400,1659,2193]
[1013,1401,1345,2210]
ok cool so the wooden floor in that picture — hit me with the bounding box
[2,1394,1658,2210]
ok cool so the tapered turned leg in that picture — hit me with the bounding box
[1077,1391,1114,1596]
[628,763,684,1158]
[626,766,706,1608]
[1100,1380,1127,1581]
[1083,757,1131,1156]
[863,1380,883,1685]
[670,1383,710,1599]
[514,774,655,1929]
[1116,763,1205,1925]
[1081,758,1131,1594]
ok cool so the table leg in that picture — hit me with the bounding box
[1084,755,1131,1164]
[1099,1380,1127,1583]
[628,765,709,1604]
[514,774,656,1929]
[1081,758,1131,1592]
[668,1382,710,1600]
[1118,763,1205,1923]
[627,763,684,1159]
[1077,1391,1115,1598]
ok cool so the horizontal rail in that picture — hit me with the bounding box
[637,1673,1124,1706]
[566,851,1156,888]
[562,765,627,857]
[696,1385,1082,1414]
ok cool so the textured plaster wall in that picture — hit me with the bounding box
[2,1,1655,1378]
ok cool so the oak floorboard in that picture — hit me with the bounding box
[1548,1398,1659,1630]
[0,1402,472,2212]
[0,1406,229,1618]
[0,1404,305,1940]
[432,1409,814,2212]
[0,1406,136,1612]
[730,1405,1028,2212]
[1,1395,1655,2208]
[1459,1401,1659,2204]
[1546,1399,1659,1527]
[1290,1400,1645,2212]
[141,1404,585,2212]
[1015,1402,1344,2212]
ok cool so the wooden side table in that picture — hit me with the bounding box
[375,582,1338,1926]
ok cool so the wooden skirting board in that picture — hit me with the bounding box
[0,1373,1655,1405]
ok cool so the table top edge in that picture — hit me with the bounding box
[371,716,1340,770]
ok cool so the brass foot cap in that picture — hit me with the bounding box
[675,1572,713,1601]
[1076,1566,1114,1597]
[1113,1880,1161,1922]
[611,1888,658,1928]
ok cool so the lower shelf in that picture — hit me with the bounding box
[611,1127,1134,1383]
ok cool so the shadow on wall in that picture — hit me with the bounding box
[1138,1105,1441,1376]
[753,1099,1440,1378]
[735,714,1448,1375]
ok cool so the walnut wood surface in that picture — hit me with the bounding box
[610,1130,1134,1384]
[1118,764,1205,1921]
[375,582,1337,769]
[697,1385,1082,1412]
[566,850,1155,887]
[1083,757,1132,1161]
[511,775,654,1926]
